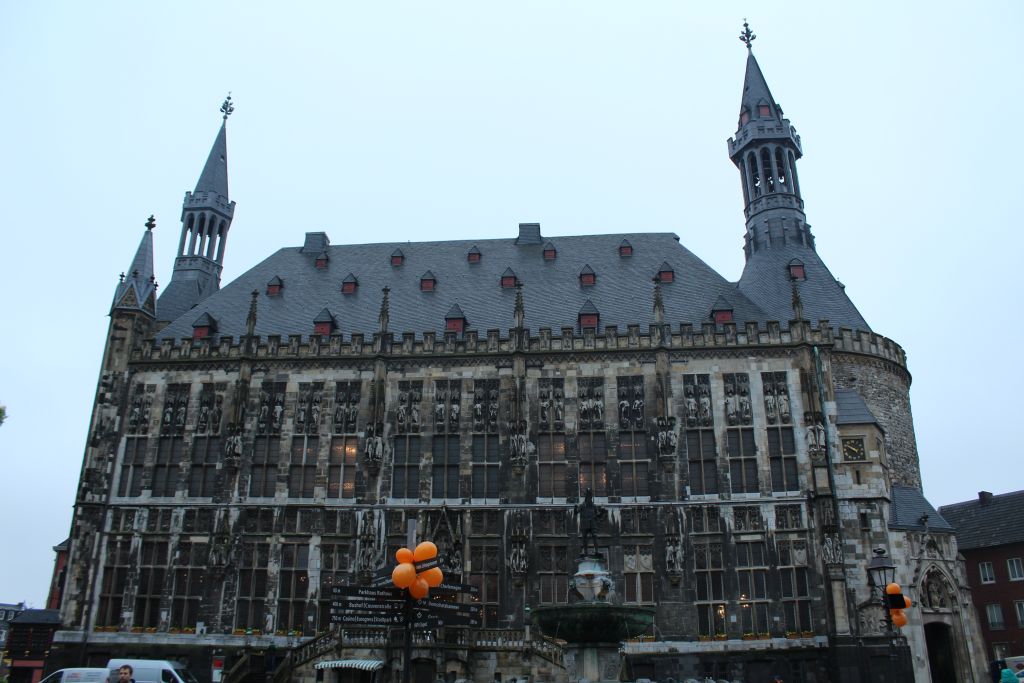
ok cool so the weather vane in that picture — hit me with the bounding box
[739,19,756,50]
[221,92,235,121]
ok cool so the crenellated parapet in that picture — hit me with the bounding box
[135,319,908,371]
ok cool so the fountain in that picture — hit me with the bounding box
[532,491,656,682]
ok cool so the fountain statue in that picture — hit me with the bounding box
[532,489,656,682]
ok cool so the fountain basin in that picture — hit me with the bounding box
[532,603,656,644]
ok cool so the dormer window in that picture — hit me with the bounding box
[711,297,734,325]
[313,308,336,336]
[391,249,405,267]
[501,267,517,289]
[579,265,596,287]
[315,251,329,269]
[445,304,467,334]
[578,300,599,330]
[266,276,283,296]
[467,246,481,263]
[341,274,358,294]
[420,271,437,292]
[657,262,674,283]
[543,241,557,260]
[619,239,633,257]
[192,312,217,340]
[739,107,750,125]
[788,259,806,281]
[758,103,771,117]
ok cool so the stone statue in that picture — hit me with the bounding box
[577,488,606,556]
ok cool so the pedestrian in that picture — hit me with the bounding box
[1000,667,1017,683]
[118,665,136,683]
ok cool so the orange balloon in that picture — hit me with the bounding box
[414,541,438,562]
[421,566,444,587]
[885,583,901,595]
[409,577,429,599]
[903,596,912,608]
[392,562,416,589]
[396,548,414,564]
[891,610,907,627]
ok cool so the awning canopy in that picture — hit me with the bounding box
[315,660,385,671]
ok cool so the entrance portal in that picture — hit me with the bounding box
[925,621,958,683]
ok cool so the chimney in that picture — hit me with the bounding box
[978,491,993,505]
[516,223,542,245]
[302,232,330,254]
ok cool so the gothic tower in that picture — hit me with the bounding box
[156,96,237,328]
[730,25,868,332]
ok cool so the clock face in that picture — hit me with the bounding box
[842,438,866,461]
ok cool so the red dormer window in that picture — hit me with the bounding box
[192,313,216,340]
[446,318,464,333]
[758,104,771,117]
[266,276,283,296]
[658,269,674,283]
[581,273,596,286]
[420,272,436,292]
[740,109,750,125]
[619,244,632,257]
[543,248,557,260]
[314,321,333,335]
[342,282,357,294]
[192,326,211,340]
[315,257,328,269]
[391,250,405,266]
[788,262,806,281]
[713,310,734,325]
[468,247,481,263]
[500,276,515,288]
[579,314,599,329]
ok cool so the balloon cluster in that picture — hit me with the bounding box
[886,582,912,628]
[392,541,443,600]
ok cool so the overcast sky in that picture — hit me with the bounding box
[1,2,1020,607]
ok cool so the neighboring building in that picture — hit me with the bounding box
[939,490,1024,661]
[1,602,27,678]
[47,540,70,611]
[5,609,60,683]
[48,27,987,683]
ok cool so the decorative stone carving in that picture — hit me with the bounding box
[723,373,752,426]
[922,568,952,610]
[161,384,190,435]
[683,374,713,428]
[333,381,361,434]
[508,509,530,584]
[508,420,534,473]
[805,411,827,461]
[295,383,324,435]
[663,506,684,585]
[616,376,644,431]
[578,378,604,431]
[356,509,383,584]
[363,421,385,475]
[858,603,886,635]
[576,488,606,556]
[257,382,286,435]
[822,532,843,565]
[395,381,422,435]
[761,372,791,424]
[433,380,461,433]
[733,506,763,531]
[472,379,499,433]
[655,416,678,462]
[127,385,152,435]
[426,507,464,578]
[538,378,564,431]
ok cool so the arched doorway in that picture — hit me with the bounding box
[925,622,957,683]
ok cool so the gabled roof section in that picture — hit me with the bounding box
[111,217,157,318]
[834,389,882,429]
[421,270,436,280]
[194,121,229,197]
[193,312,217,328]
[342,273,358,283]
[579,264,595,276]
[578,299,599,316]
[267,275,283,287]
[939,489,1024,550]
[445,303,466,320]
[710,295,733,312]
[313,308,335,324]
[889,486,954,533]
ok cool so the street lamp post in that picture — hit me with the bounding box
[866,548,896,633]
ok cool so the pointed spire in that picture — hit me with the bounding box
[378,287,390,333]
[652,278,665,324]
[112,216,158,318]
[513,283,525,329]
[738,25,781,125]
[195,119,230,197]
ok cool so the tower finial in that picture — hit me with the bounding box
[739,19,756,50]
[220,92,235,121]
[145,215,156,231]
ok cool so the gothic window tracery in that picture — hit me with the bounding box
[472,379,500,500]
[577,378,607,496]
[330,381,360,498]
[778,538,812,632]
[432,380,462,500]
[538,378,567,499]
[617,376,649,499]
[724,373,758,494]
[251,382,286,498]
[764,371,798,492]
[683,374,718,496]
[153,384,189,497]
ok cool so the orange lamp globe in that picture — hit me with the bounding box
[421,567,444,587]
[392,562,416,589]
[414,541,438,562]
[396,548,414,564]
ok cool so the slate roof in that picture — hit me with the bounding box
[738,241,871,333]
[834,389,882,429]
[740,51,782,120]
[156,232,773,341]
[938,490,1024,550]
[10,609,61,625]
[889,486,954,532]
[194,121,229,197]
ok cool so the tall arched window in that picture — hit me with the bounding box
[748,152,761,198]
[761,148,775,193]
[775,148,787,188]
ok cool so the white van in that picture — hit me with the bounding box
[106,660,199,683]
[39,669,110,683]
